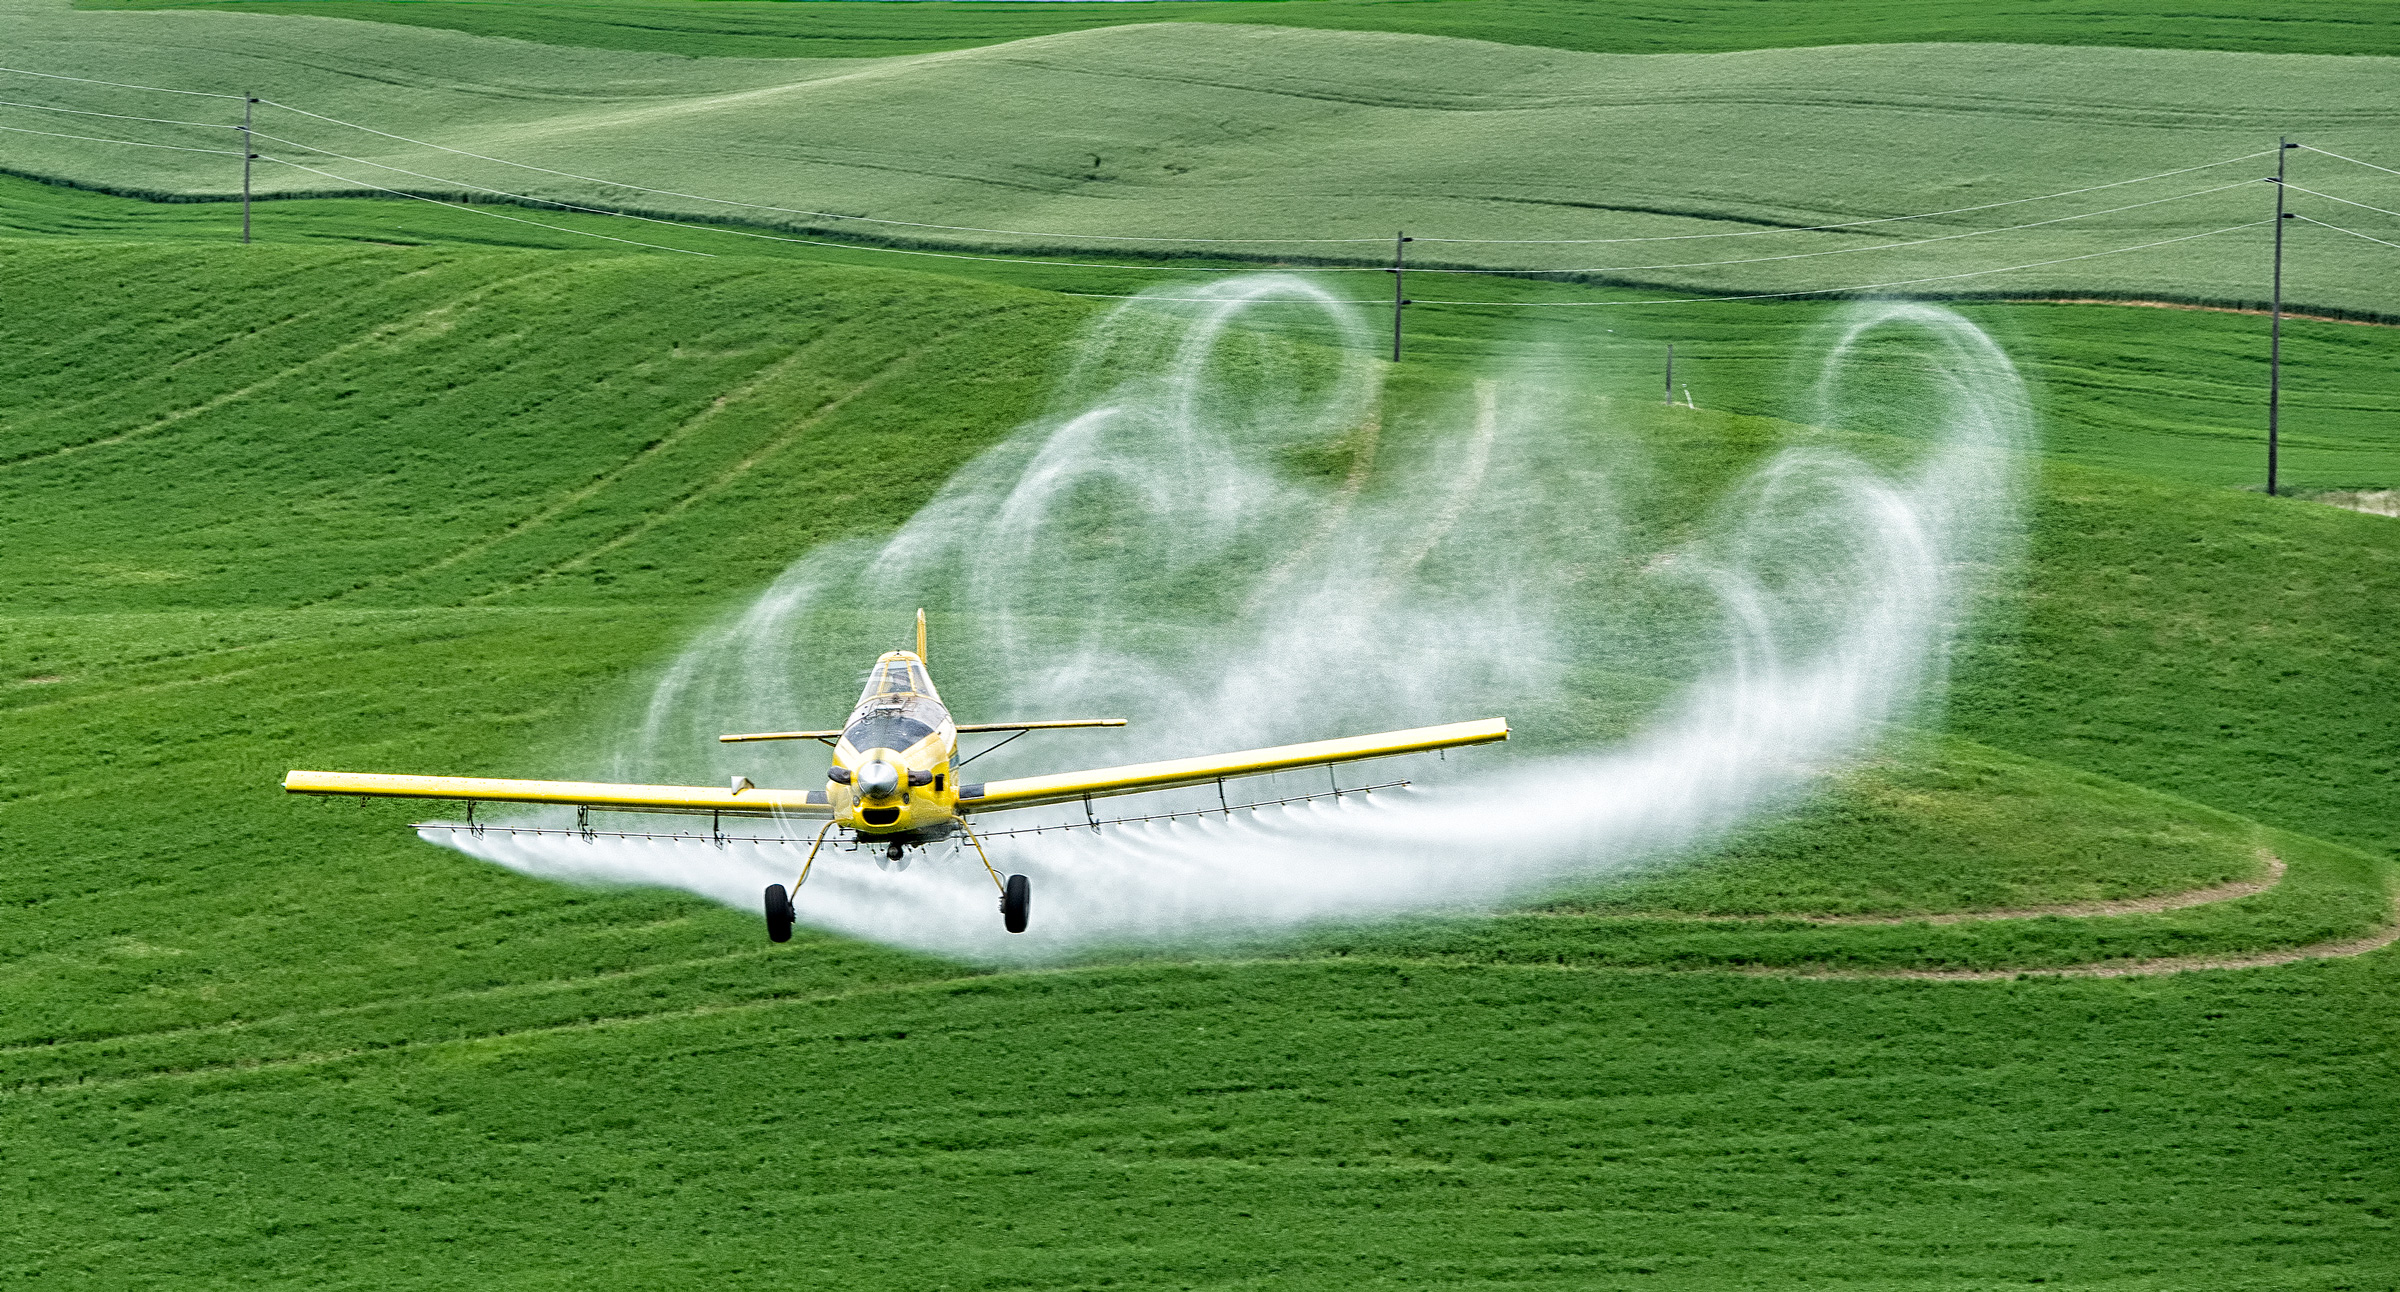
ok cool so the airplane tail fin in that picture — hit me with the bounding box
[916,608,927,663]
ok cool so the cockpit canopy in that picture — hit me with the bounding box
[842,651,946,755]
[859,652,936,705]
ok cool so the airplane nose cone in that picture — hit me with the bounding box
[858,761,901,801]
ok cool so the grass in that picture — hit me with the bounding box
[1546,738,2267,917]
[0,239,1086,610]
[9,962,2399,1288]
[2,177,2397,1284]
[8,172,2398,494]
[1329,827,2386,974]
[8,1,2400,314]
[72,0,2400,60]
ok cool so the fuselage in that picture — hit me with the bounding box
[829,651,961,842]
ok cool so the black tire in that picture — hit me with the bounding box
[764,883,794,944]
[1000,874,1031,934]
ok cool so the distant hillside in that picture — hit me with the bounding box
[74,0,2400,60]
[6,0,2398,314]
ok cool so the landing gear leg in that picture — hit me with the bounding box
[955,820,1029,935]
[766,821,834,946]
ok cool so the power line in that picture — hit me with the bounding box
[0,64,2304,256]
[1406,220,2272,307]
[2279,182,2400,222]
[1058,292,1386,303]
[255,154,717,257]
[0,97,239,129]
[0,64,244,99]
[253,94,2274,251]
[244,126,2259,280]
[2292,213,2400,252]
[0,68,2347,314]
[0,121,243,155]
[246,129,1347,272]
[257,98,1391,245]
[2296,144,2400,179]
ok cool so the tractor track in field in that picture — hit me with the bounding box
[0,850,2369,1095]
[0,943,787,1064]
[319,295,835,604]
[0,966,996,1100]
[1815,855,2286,924]
[1749,854,2286,925]
[1538,854,2287,926]
[0,265,572,474]
[0,252,458,431]
[1766,920,2400,982]
[13,880,2397,1099]
[466,302,1032,602]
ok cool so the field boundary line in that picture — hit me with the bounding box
[2000,297,2400,328]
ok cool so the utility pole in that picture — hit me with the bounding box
[241,94,256,244]
[1390,231,1411,362]
[1664,343,1674,406]
[2266,137,2297,496]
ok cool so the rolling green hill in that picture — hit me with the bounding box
[3,186,2396,1284]
[5,171,2399,497]
[7,0,2400,314]
[4,0,2398,1269]
[74,0,2400,61]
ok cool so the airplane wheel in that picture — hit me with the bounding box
[1000,874,1031,934]
[764,883,794,944]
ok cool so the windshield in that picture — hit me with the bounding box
[857,655,935,705]
[843,652,947,754]
[844,712,937,754]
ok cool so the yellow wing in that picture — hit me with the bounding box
[282,770,832,819]
[958,717,1506,813]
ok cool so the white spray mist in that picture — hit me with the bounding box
[437,282,2028,962]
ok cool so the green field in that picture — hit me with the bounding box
[5,211,2397,1284]
[6,171,2397,493]
[69,0,2400,60]
[8,0,2400,313]
[5,4,2400,1287]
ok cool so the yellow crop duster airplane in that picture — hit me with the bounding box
[285,612,1507,936]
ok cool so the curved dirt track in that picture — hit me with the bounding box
[1574,854,2287,926]
[1806,855,2287,926]
[1778,920,2400,982]
[1644,854,2400,981]
[1739,854,2400,980]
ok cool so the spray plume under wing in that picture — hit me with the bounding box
[434,278,2026,961]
